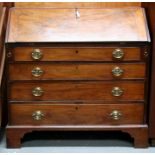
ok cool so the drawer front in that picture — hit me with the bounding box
[11,47,142,62]
[9,103,144,125]
[9,82,145,101]
[9,63,146,80]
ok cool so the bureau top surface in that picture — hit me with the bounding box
[6,7,150,43]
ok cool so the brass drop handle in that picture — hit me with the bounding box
[110,110,122,120]
[111,87,123,97]
[32,67,44,77]
[112,48,124,60]
[32,49,43,60]
[32,111,44,121]
[112,66,124,78]
[32,87,44,97]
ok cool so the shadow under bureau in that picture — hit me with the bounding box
[5,7,150,148]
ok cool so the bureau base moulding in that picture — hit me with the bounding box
[6,125,148,148]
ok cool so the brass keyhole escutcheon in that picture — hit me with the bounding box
[111,87,123,97]
[112,48,124,60]
[32,87,44,97]
[32,67,44,77]
[112,66,124,78]
[32,49,43,60]
[7,52,12,58]
[32,111,44,121]
[110,110,122,120]
[75,50,79,54]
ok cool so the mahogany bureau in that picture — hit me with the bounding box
[5,8,150,148]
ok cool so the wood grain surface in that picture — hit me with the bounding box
[0,8,8,127]
[142,3,155,142]
[12,47,142,62]
[8,103,144,125]
[15,2,141,8]
[9,81,145,101]
[9,63,146,80]
[6,8,150,43]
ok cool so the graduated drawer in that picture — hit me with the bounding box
[9,63,146,81]
[9,81,145,101]
[8,103,144,125]
[11,47,142,62]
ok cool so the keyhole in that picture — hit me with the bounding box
[7,52,12,58]
[75,50,79,54]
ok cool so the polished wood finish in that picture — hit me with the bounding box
[1,2,141,8]
[12,47,143,62]
[0,7,8,127]
[9,103,144,125]
[0,8,6,60]
[9,63,146,81]
[6,7,150,148]
[9,81,145,101]
[6,125,148,148]
[15,2,141,8]
[6,8,150,43]
[0,8,5,127]
[1,2,14,8]
[141,2,155,144]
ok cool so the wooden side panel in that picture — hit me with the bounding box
[142,3,155,140]
[0,8,7,127]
